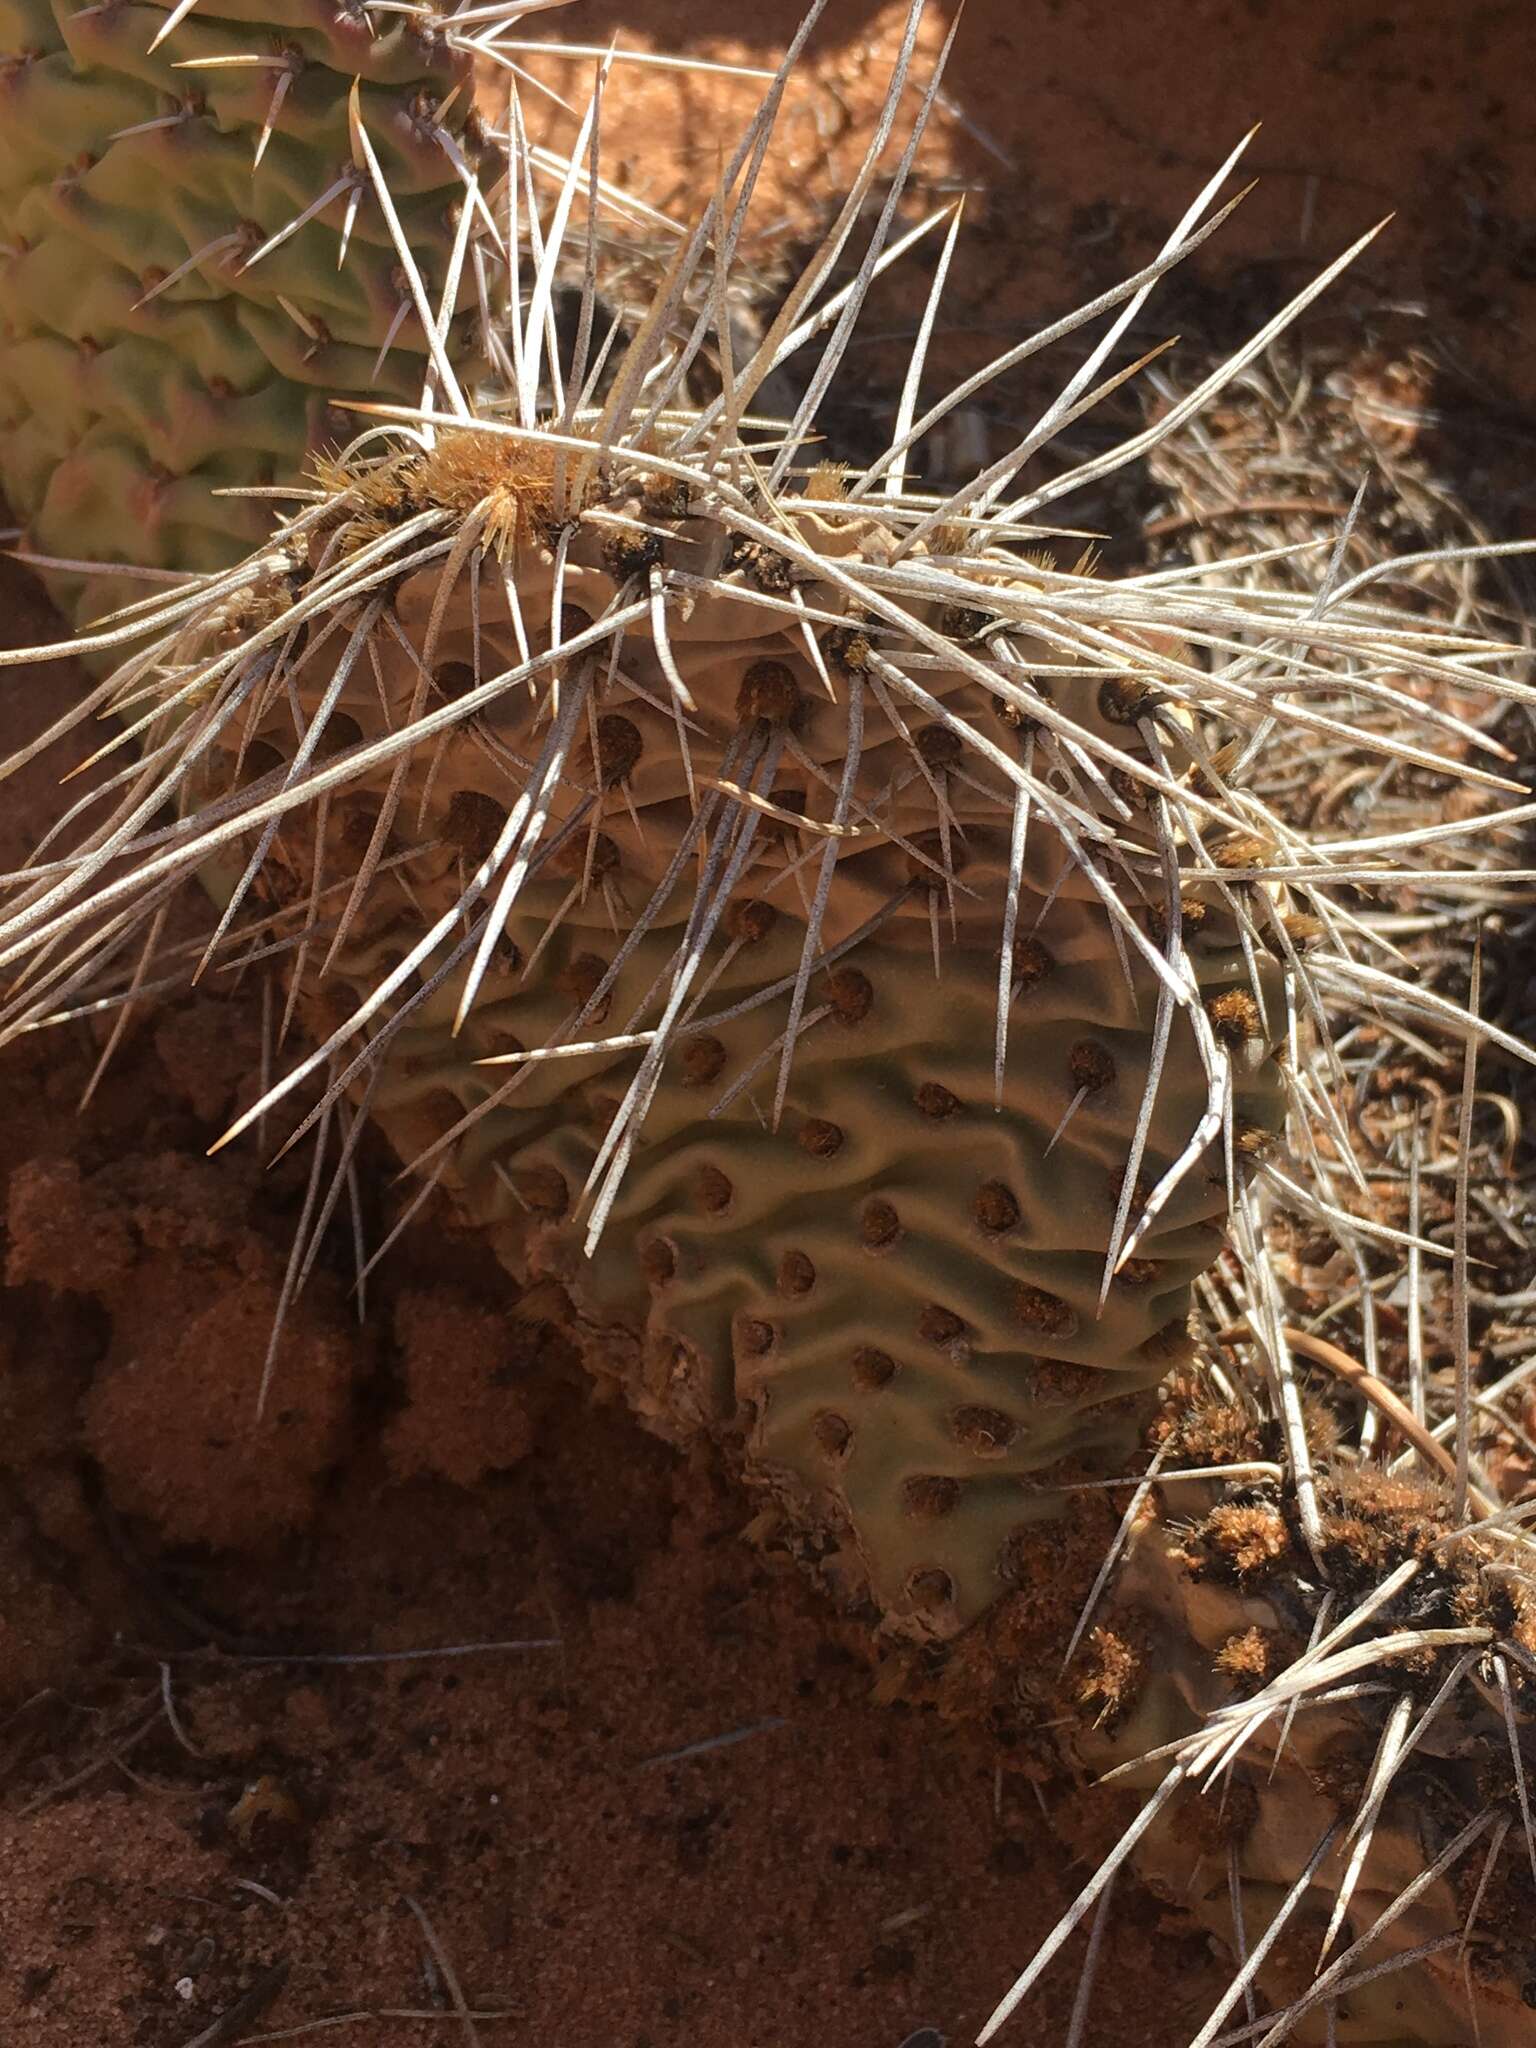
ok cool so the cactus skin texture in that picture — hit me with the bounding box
[397,911,1264,1637]
[187,434,1291,1640]
[0,0,484,628]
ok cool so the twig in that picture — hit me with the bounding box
[1216,1322,1493,1519]
[241,2015,521,2043]
[638,1716,787,1768]
[1453,936,1481,1524]
[1143,495,1353,540]
[15,1702,163,1817]
[403,1894,481,2048]
[158,1639,559,1668]
[180,1962,291,2048]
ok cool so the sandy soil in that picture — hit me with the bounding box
[4,3,1536,2044]
[533,0,1536,425]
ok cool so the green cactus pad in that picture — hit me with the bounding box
[0,0,486,627]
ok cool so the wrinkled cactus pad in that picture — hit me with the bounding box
[187,432,1291,1637]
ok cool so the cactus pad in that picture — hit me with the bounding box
[168,434,1288,1636]
[1044,1438,1536,2048]
[0,0,488,627]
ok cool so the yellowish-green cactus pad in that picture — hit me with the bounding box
[0,0,487,625]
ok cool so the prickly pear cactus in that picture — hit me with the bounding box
[3,13,1535,2046]
[192,433,1288,1636]
[0,0,489,628]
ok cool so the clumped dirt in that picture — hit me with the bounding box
[537,0,1536,412]
[5,2,1536,2044]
